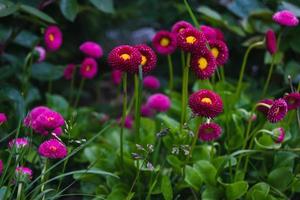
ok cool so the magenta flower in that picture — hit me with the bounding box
[38,139,67,159]
[146,93,171,112]
[152,30,177,55]
[143,75,160,90]
[189,89,223,118]
[53,127,63,136]
[9,138,29,149]
[177,28,206,53]
[141,104,155,117]
[272,10,299,26]
[108,45,142,73]
[283,92,300,110]
[63,64,76,80]
[0,160,3,175]
[24,106,51,127]
[214,28,225,41]
[208,39,229,66]
[256,99,274,116]
[200,25,217,41]
[198,122,222,141]
[118,115,133,129]
[190,49,217,80]
[34,46,46,62]
[272,127,285,143]
[16,166,32,179]
[266,29,277,55]
[267,98,287,123]
[171,20,194,34]
[79,41,103,58]
[111,70,122,85]
[0,113,7,124]
[44,25,63,51]
[80,57,98,79]
[134,44,157,74]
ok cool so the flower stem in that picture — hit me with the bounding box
[120,73,127,167]
[134,66,143,143]
[167,55,174,93]
[220,66,226,82]
[16,183,23,200]
[73,78,85,108]
[68,65,77,103]
[180,53,191,135]
[235,41,263,99]
[261,55,275,98]
[183,0,200,27]
[41,159,48,200]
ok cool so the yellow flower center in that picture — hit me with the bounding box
[86,65,91,71]
[211,47,219,58]
[205,128,214,134]
[160,38,170,47]
[49,33,55,42]
[120,53,130,61]
[198,57,208,70]
[201,97,212,104]
[141,55,147,66]
[49,146,57,152]
[186,36,196,44]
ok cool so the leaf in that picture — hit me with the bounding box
[14,30,39,48]
[46,93,69,116]
[89,0,114,13]
[281,1,300,17]
[225,181,248,200]
[225,0,266,18]
[194,160,217,186]
[19,4,56,24]
[60,0,78,22]
[268,167,293,191]
[167,155,183,172]
[292,177,300,192]
[161,175,173,200]
[184,165,203,190]
[0,0,19,17]
[31,62,64,81]
[246,182,270,200]
[156,113,180,134]
[197,6,222,21]
[202,186,222,200]
[0,187,10,200]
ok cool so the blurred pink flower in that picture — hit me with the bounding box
[63,64,76,80]
[143,75,160,90]
[80,57,98,79]
[16,166,32,179]
[9,138,29,149]
[146,93,171,112]
[0,113,7,124]
[272,10,299,26]
[79,41,103,58]
[34,46,46,62]
[141,104,155,117]
[111,70,122,85]
[44,25,63,51]
[266,29,277,55]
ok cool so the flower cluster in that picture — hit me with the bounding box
[256,98,288,123]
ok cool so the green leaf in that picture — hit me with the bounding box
[156,113,179,134]
[202,186,222,200]
[184,165,203,190]
[14,30,39,48]
[161,175,173,200]
[246,182,270,200]
[46,93,69,116]
[0,0,18,17]
[194,160,217,186]
[167,155,183,172]
[197,6,222,21]
[225,181,248,200]
[292,177,300,192]
[60,0,78,22]
[31,62,64,81]
[89,0,114,13]
[282,1,300,17]
[0,187,10,200]
[19,4,56,24]
[268,167,293,191]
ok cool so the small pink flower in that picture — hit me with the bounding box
[63,64,76,80]
[24,106,51,127]
[256,99,274,116]
[34,46,46,62]
[44,26,63,51]
[0,160,3,175]
[272,127,285,143]
[15,166,32,179]
[272,10,299,26]
[146,93,171,112]
[141,104,155,117]
[214,28,225,41]
[53,127,63,136]
[79,41,103,58]
[38,139,67,159]
[283,92,300,110]
[118,115,133,129]
[152,30,177,55]
[80,57,98,79]
[111,70,122,85]
[198,122,222,141]
[200,25,217,41]
[171,20,194,34]
[0,113,7,124]
[143,76,160,90]
[266,29,277,55]
[9,138,29,149]
[267,98,287,123]
[177,28,206,53]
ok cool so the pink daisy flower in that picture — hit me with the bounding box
[208,39,229,66]
[108,45,142,73]
[80,57,98,79]
[38,139,67,159]
[79,41,103,58]
[34,46,46,62]
[283,92,300,110]
[171,20,194,34]
[118,115,133,129]
[272,127,285,143]
[189,89,223,118]
[152,30,177,55]
[177,28,206,53]
[16,166,32,179]
[9,138,29,149]
[266,29,277,55]
[63,64,76,80]
[141,104,155,117]
[198,122,222,141]
[0,113,7,124]
[44,25,63,51]
[134,44,157,74]
[146,93,171,112]
[267,98,287,123]
[200,25,217,41]
[256,99,274,116]
[24,106,51,127]
[143,75,160,90]
[272,10,299,26]
[214,28,225,41]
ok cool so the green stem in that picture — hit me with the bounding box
[185,117,201,164]
[127,158,147,197]
[73,78,85,108]
[261,55,275,98]
[134,66,143,143]
[235,41,263,99]
[41,159,48,200]
[180,53,191,135]
[68,65,77,103]
[120,73,127,167]
[47,80,53,94]
[220,66,226,82]
[16,183,23,200]
[167,55,174,93]
[183,0,200,27]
